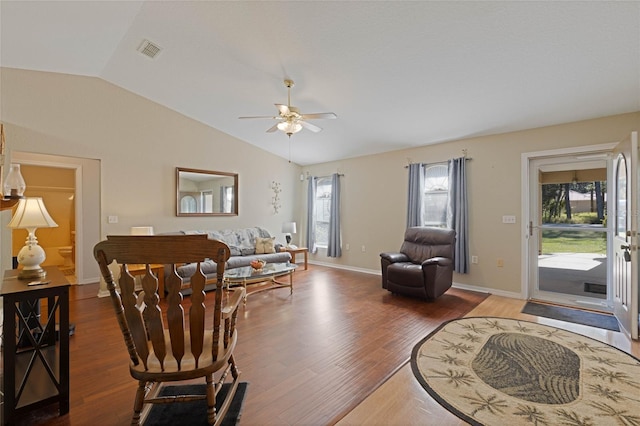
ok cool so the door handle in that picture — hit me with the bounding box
[621,244,631,250]
[621,244,632,262]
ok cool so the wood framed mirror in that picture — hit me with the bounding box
[176,167,238,216]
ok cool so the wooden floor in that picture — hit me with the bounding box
[11,265,639,425]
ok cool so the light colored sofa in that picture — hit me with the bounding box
[164,227,292,291]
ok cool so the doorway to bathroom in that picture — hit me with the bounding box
[12,165,77,283]
[10,152,101,285]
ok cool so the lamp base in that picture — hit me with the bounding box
[18,267,47,280]
[16,242,47,280]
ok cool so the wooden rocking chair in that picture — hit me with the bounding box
[93,234,245,425]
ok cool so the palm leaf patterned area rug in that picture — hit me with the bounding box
[411,317,640,426]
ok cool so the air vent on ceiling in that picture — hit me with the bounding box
[137,39,162,59]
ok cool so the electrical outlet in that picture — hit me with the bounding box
[361,245,366,252]
[346,243,350,250]
[108,215,118,224]
[471,255,478,264]
[497,258,504,267]
[502,215,516,224]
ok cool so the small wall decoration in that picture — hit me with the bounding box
[271,181,281,214]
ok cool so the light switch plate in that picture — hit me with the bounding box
[502,215,516,224]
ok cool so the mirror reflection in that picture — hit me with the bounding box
[176,167,238,216]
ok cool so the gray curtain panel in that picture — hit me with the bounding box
[327,173,342,257]
[406,163,425,228]
[306,176,318,254]
[447,157,469,273]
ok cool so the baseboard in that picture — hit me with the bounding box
[308,260,379,275]
[452,281,523,300]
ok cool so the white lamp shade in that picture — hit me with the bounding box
[282,222,297,234]
[131,226,154,235]
[8,197,58,230]
[8,198,57,279]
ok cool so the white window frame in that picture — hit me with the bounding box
[423,163,449,227]
[314,177,332,248]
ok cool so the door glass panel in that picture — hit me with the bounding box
[539,228,607,299]
[615,154,627,238]
[537,174,609,304]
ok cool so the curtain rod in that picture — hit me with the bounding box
[404,157,472,168]
[404,149,472,168]
[305,172,345,178]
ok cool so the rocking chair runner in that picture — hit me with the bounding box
[93,234,245,426]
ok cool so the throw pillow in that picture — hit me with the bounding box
[255,237,276,254]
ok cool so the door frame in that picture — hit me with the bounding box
[9,152,101,285]
[521,143,617,301]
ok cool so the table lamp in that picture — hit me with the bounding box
[8,197,58,279]
[282,221,297,248]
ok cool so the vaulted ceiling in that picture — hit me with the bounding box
[1,1,639,165]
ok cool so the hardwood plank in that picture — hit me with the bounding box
[17,267,639,426]
[338,295,640,426]
[14,265,487,425]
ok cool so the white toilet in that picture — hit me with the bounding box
[58,246,74,267]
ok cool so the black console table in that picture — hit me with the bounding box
[1,266,70,425]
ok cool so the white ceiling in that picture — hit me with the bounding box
[1,1,639,165]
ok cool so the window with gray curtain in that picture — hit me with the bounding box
[306,174,342,257]
[406,157,469,273]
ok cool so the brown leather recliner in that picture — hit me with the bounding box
[380,227,456,300]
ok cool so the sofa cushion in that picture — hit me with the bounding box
[174,260,218,279]
[226,252,291,269]
[255,237,276,254]
[182,227,275,257]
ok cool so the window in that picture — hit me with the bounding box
[423,163,449,227]
[222,186,233,213]
[202,190,213,213]
[314,177,332,247]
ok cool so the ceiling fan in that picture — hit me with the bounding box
[239,79,337,137]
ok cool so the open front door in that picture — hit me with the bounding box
[612,131,639,339]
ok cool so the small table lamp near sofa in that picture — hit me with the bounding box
[282,221,297,248]
[8,197,58,280]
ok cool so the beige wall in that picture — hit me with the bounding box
[0,67,302,283]
[1,67,638,295]
[302,112,640,295]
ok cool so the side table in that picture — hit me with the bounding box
[1,266,70,425]
[283,247,308,270]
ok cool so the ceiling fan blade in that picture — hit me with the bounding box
[301,112,337,120]
[266,123,280,133]
[239,115,279,120]
[300,121,322,133]
[276,104,291,116]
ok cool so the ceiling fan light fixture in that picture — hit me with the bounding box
[239,79,336,139]
[277,121,302,135]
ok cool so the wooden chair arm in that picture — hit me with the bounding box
[222,288,245,318]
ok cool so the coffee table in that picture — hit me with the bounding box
[223,262,298,305]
